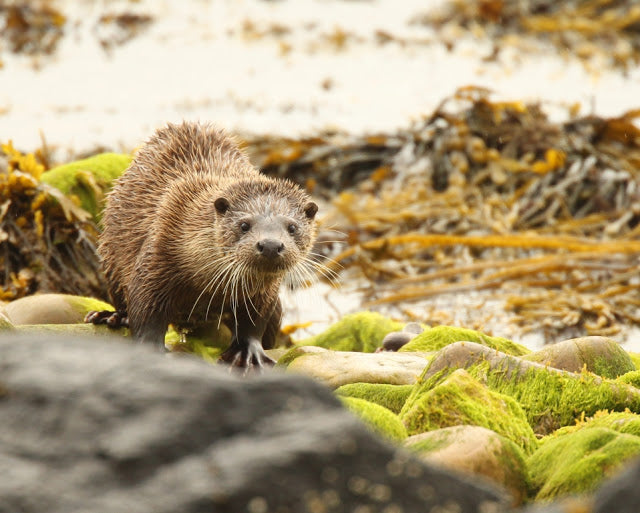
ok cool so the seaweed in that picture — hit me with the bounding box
[247,87,640,342]
[0,142,107,301]
[416,0,640,71]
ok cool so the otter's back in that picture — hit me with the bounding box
[99,122,257,308]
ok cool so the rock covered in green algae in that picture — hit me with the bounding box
[1,293,113,325]
[335,383,414,414]
[340,396,408,442]
[41,153,132,223]
[405,425,529,506]
[550,410,640,439]
[422,341,640,435]
[399,325,530,356]
[528,426,640,501]
[617,370,640,388]
[627,352,640,370]
[285,350,430,388]
[523,336,635,378]
[400,368,538,455]
[298,311,404,353]
[0,312,14,331]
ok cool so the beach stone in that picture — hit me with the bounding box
[378,322,425,352]
[405,425,529,506]
[528,427,640,501]
[1,293,113,325]
[522,336,635,378]
[400,368,538,455]
[286,350,430,388]
[0,332,508,513]
[593,457,640,513]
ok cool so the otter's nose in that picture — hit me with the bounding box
[257,239,285,259]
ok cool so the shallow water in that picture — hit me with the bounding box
[2,0,639,155]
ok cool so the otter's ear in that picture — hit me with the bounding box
[303,201,318,220]
[214,197,230,214]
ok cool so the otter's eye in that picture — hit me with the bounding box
[287,223,297,235]
[240,222,251,233]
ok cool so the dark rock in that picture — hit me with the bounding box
[0,333,508,513]
[593,457,640,513]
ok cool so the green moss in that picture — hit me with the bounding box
[529,427,640,500]
[67,296,114,316]
[335,383,413,414]
[550,411,640,439]
[341,396,408,442]
[617,370,640,388]
[41,153,132,222]
[0,314,14,331]
[628,352,640,370]
[400,369,538,454]
[399,325,529,356]
[297,312,404,353]
[473,362,640,435]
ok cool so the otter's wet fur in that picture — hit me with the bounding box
[96,121,318,368]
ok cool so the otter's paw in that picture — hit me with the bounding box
[218,339,275,374]
[84,310,129,329]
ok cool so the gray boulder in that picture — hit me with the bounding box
[0,333,508,513]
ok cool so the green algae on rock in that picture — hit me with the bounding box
[405,425,530,506]
[0,313,15,331]
[528,427,640,501]
[400,368,538,455]
[549,410,640,440]
[617,370,640,389]
[1,293,113,325]
[340,396,408,442]
[523,336,635,378]
[628,352,640,370]
[41,153,132,223]
[335,383,413,414]
[421,341,640,435]
[297,311,404,353]
[399,325,529,356]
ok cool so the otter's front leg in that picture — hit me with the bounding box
[218,306,276,372]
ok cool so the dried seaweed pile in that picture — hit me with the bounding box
[416,0,640,71]
[0,0,66,56]
[249,87,640,341]
[0,142,107,301]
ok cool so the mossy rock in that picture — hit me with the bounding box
[400,369,538,455]
[399,325,529,356]
[41,153,132,223]
[549,411,640,439]
[523,336,635,378]
[0,313,14,331]
[277,345,328,367]
[617,370,640,389]
[15,323,128,338]
[628,352,640,370]
[529,427,640,500]
[297,312,404,353]
[421,341,640,435]
[2,294,113,326]
[335,383,414,414]
[405,425,530,506]
[340,396,407,442]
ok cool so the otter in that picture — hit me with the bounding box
[86,121,318,370]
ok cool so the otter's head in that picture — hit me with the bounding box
[213,178,318,280]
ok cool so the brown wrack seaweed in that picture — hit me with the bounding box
[248,87,640,342]
[0,142,107,301]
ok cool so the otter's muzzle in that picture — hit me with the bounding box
[256,239,285,259]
